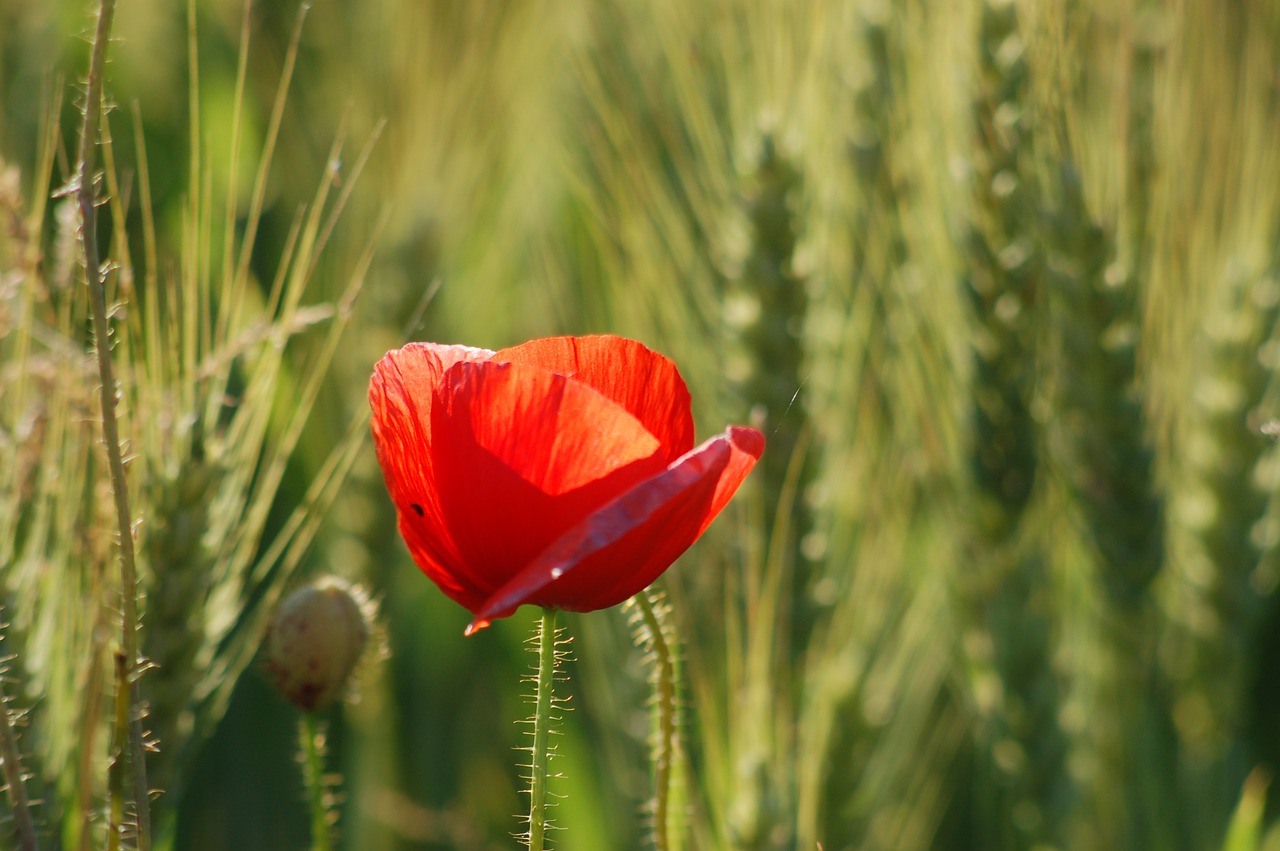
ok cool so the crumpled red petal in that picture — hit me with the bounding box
[466,425,764,633]
[431,359,669,598]
[497,335,695,463]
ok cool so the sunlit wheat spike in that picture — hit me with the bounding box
[1025,10,1187,847]
[1053,215,1156,763]
[954,4,1071,847]
[722,131,808,435]
[1046,162,1164,605]
[1,126,115,844]
[963,0,1041,543]
[1166,254,1280,750]
[720,127,824,696]
[138,456,220,798]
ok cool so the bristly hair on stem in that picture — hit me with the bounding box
[0,618,40,851]
[300,713,335,851]
[64,0,151,847]
[626,589,685,851]
[520,608,572,850]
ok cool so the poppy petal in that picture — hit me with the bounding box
[497,335,695,461]
[467,425,764,632]
[432,359,670,600]
[369,343,495,610]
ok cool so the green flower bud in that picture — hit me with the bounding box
[266,578,370,712]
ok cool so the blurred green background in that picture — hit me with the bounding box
[4,0,1280,849]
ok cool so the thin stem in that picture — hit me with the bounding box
[77,570,112,851]
[301,714,333,851]
[528,607,558,851]
[107,653,128,851]
[0,674,39,851]
[73,0,151,846]
[634,591,676,851]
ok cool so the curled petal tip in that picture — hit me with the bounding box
[729,424,766,457]
[463,618,491,637]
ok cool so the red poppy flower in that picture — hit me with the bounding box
[369,334,764,634]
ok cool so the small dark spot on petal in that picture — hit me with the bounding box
[410,503,425,517]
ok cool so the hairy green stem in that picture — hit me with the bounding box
[634,592,676,851]
[74,0,151,846]
[107,653,129,851]
[528,607,558,851]
[0,673,39,851]
[301,714,333,851]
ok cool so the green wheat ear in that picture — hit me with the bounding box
[964,0,1041,543]
[141,453,221,797]
[722,129,808,449]
[713,127,814,851]
[1046,161,1164,606]
[1169,260,1280,751]
[720,129,817,637]
[956,3,1073,847]
[1032,39,1176,844]
[0,135,116,844]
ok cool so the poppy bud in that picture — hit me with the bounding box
[265,578,370,712]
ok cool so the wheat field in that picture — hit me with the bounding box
[3,0,1280,849]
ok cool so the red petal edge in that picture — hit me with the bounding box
[496,335,696,462]
[465,425,764,634]
[369,343,495,611]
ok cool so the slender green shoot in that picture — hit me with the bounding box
[301,714,334,851]
[69,0,150,846]
[631,590,680,851]
[526,607,561,850]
